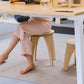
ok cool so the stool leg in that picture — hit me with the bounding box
[50,34,55,60]
[34,38,39,61]
[44,35,53,67]
[74,50,76,65]
[64,45,75,70]
[31,36,39,61]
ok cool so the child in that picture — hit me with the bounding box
[0,0,65,74]
[0,17,52,74]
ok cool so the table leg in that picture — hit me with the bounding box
[74,17,84,84]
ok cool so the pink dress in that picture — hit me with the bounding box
[14,17,52,56]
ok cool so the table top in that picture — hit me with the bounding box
[0,1,84,17]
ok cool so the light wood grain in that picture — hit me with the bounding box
[52,0,58,7]
[64,44,75,70]
[31,29,55,67]
[74,0,80,4]
[68,0,71,8]
[80,0,84,6]
[31,36,39,61]
[0,1,84,17]
[64,39,75,70]
[74,50,76,65]
[55,0,84,8]
[3,14,7,19]
[66,39,75,46]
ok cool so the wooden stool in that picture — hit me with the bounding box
[31,29,55,67]
[3,14,7,19]
[64,39,76,70]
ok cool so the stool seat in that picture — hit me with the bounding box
[32,30,55,37]
[31,29,55,67]
[66,39,75,46]
[44,30,55,35]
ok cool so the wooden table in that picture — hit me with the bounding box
[0,1,84,16]
[0,1,84,84]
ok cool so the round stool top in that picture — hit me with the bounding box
[44,29,54,35]
[33,29,54,37]
[66,39,75,46]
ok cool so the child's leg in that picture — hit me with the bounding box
[19,33,36,74]
[0,35,19,63]
[20,54,36,74]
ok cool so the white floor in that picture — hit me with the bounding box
[0,33,76,84]
[0,76,37,84]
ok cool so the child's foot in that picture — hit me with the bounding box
[20,64,36,74]
[0,54,8,64]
